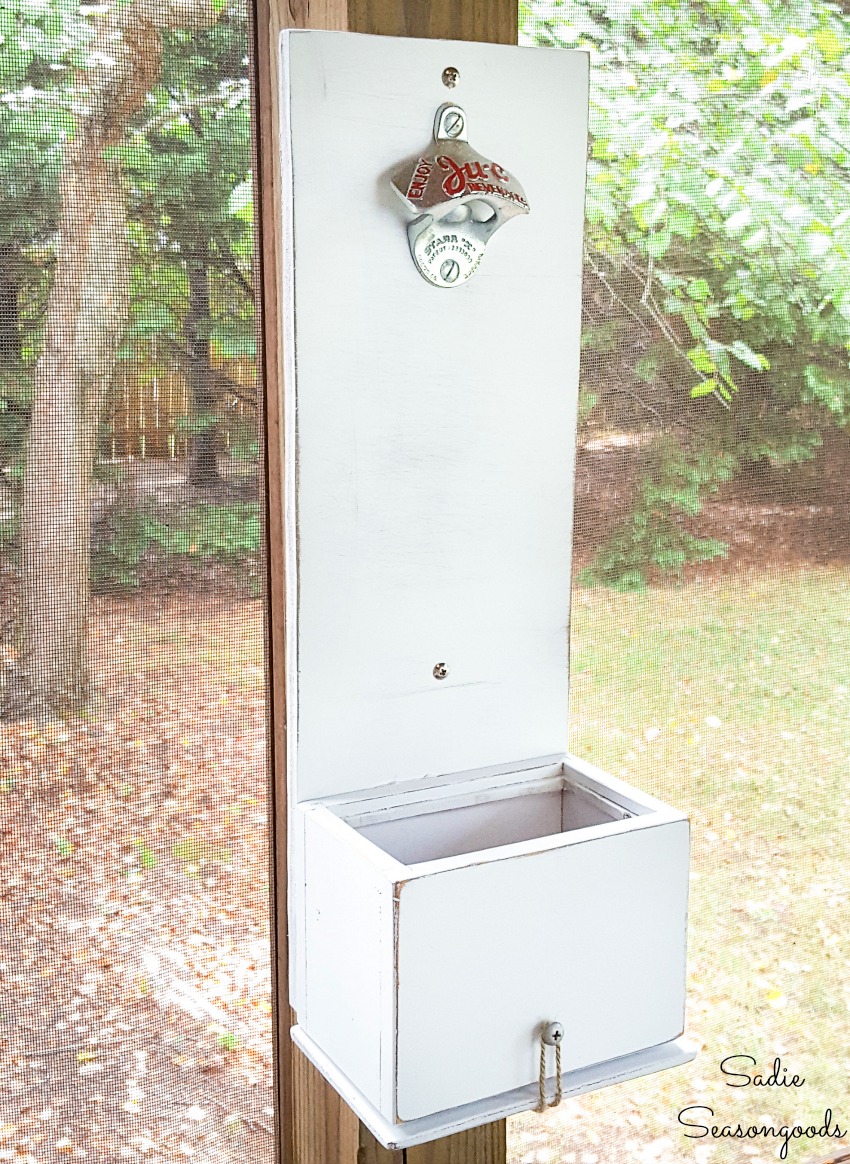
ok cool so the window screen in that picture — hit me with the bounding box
[4,2,848,1161]
[512,3,850,1164]
[0,3,274,1160]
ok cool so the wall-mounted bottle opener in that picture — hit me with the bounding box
[391,103,530,288]
[282,32,691,1150]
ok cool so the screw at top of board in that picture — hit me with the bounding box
[433,662,449,680]
[442,66,459,88]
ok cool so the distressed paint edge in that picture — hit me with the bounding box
[279,26,305,1016]
[291,1024,695,1149]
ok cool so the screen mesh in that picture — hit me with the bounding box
[3,2,848,1160]
[511,2,850,1163]
[0,3,274,1160]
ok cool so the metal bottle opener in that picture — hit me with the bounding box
[391,103,530,288]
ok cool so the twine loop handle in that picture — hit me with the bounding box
[536,1020,564,1112]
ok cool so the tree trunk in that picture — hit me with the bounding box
[186,250,221,486]
[11,136,129,718]
[0,245,22,365]
[6,0,220,720]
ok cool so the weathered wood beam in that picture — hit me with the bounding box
[252,1,516,1161]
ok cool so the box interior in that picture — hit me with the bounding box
[334,775,645,865]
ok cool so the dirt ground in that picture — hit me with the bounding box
[0,598,273,1164]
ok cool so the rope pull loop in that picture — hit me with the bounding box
[536,1020,565,1112]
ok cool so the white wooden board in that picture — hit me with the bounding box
[280,31,589,802]
[278,32,691,1146]
[395,818,690,1119]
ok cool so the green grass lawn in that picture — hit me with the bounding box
[509,568,850,1164]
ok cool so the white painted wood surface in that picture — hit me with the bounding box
[280,30,588,803]
[301,807,396,1115]
[296,760,689,1130]
[349,766,635,863]
[395,817,689,1119]
[291,1023,694,1150]
[277,30,692,1144]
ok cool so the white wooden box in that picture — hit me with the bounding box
[278,29,692,1149]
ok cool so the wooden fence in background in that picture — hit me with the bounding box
[105,353,258,460]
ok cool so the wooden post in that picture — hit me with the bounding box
[252,2,515,1162]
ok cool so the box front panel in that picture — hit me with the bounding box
[282,33,588,800]
[395,820,689,1121]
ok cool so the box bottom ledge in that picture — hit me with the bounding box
[290,1024,695,1150]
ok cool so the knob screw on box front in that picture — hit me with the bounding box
[277,29,692,1149]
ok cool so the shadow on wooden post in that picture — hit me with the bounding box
[291,1042,360,1162]
[252,1,517,1162]
[359,1122,507,1164]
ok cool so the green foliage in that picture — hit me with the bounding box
[0,1,258,489]
[577,384,599,425]
[580,437,734,588]
[802,364,850,418]
[0,0,87,250]
[0,372,32,488]
[92,500,261,592]
[523,0,850,584]
[114,8,257,469]
[92,506,156,590]
[133,837,157,871]
[172,835,231,864]
[580,514,728,591]
[535,0,850,385]
[119,10,255,358]
[0,1,89,457]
